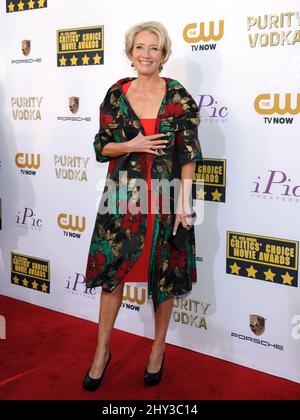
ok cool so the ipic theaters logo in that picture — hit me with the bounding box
[251,170,300,204]
[65,272,96,299]
[57,97,91,122]
[247,11,300,48]
[193,159,226,203]
[11,40,42,65]
[231,314,284,351]
[197,95,228,123]
[173,297,210,330]
[57,213,86,238]
[11,97,43,121]
[121,285,146,312]
[11,252,50,294]
[183,20,224,51]
[226,232,298,288]
[15,207,43,231]
[254,93,300,124]
[15,153,40,176]
[6,0,47,13]
[57,26,104,67]
[54,155,90,182]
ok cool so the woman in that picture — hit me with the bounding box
[83,21,202,391]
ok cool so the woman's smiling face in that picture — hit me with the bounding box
[131,30,164,76]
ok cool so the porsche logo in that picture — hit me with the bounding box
[69,97,79,114]
[22,40,31,56]
[250,314,265,336]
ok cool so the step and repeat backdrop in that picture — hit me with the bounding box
[1,0,300,383]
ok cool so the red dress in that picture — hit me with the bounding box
[121,81,156,283]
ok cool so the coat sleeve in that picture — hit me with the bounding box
[175,89,203,166]
[93,88,115,163]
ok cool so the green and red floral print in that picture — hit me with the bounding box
[85,77,202,308]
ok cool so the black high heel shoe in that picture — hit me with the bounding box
[144,352,166,386]
[82,351,112,392]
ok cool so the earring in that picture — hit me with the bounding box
[131,63,134,68]
[160,64,163,71]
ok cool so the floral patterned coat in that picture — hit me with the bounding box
[85,77,202,308]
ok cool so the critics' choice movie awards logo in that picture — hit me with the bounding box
[248,11,300,48]
[198,95,228,123]
[11,97,43,120]
[11,40,42,65]
[183,20,224,51]
[254,93,300,125]
[251,169,300,204]
[65,273,96,299]
[6,0,47,13]
[15,153,40,176]
[15,207,43,231]
[54,155,89,182]
[193,159,226,203]
[232,314,284,351]
[226,232,299,287]
[57,213,86,239]
[57,97,91,122]
[173,297,209,330]
[121,285,146,312]
[57,26,104,67]
[11,252,50,293]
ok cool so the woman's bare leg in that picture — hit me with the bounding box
[89,282,125,378]
[146,296,175,373]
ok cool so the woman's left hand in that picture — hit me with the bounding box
[173,204,194,235]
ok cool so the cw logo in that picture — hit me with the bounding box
[123,285,146,306]
[183,21,224,43]
[57,214,86,232]
[15,153,40,169]
[254,93,300,115]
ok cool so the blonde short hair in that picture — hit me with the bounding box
[125,21,172,64]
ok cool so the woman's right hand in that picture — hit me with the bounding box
[127,132,168,155]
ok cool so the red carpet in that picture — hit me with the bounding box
[0,295,300,400]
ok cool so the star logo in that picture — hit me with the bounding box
[18,1,25,11]
[82,54,90,65]
[13,275,20,284]
[41,283,48,293]
[246,265,258,278]
[70,55,78,66]
[196,189,206,200]
[93,53,102,64]
[211,189,222,202]
[229,262,241,275]
[27,0,35,9]
[32,280,39,290]
[281,271,294,286]
[59,56,67,66]
[264,268,276,282]
[22,278,29,287]
[8,1,15,12]
[38,0,45,7]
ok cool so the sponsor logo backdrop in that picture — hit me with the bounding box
[1,0,300,383]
